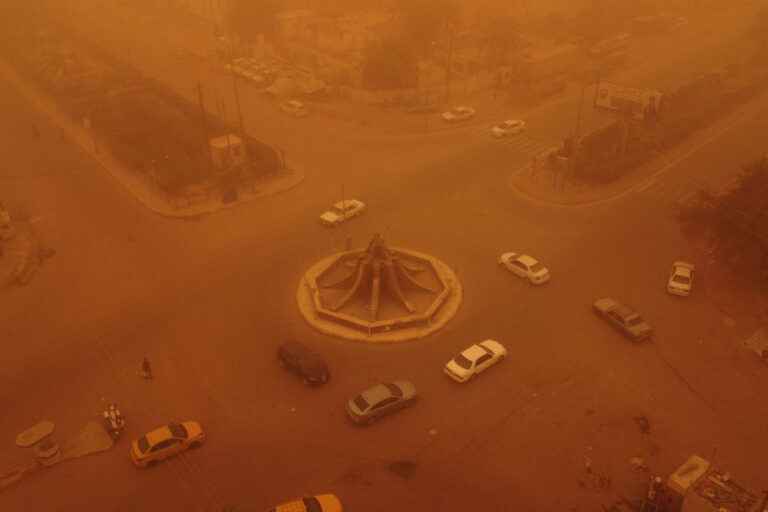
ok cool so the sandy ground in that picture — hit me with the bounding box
[1,2,767,511]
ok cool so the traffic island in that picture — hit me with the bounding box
[1,421,113,491]
[297,234,462,343]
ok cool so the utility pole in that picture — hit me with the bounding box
[230,59,246,147]
[342,184,351,251]
[575,83,587,140]
[197,82,213,171]
[224,35,250,170]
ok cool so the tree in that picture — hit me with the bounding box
[681,156,768,283]
[361,38,418,90]
[227,0,282,44]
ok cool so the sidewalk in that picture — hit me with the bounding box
[0,59,305,219]
[508,85,768,208]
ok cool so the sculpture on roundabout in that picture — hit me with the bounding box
[297,233,462,342]
[322,233,436,320]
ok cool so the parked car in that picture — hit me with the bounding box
[667,261,695,296]
[130,421,204,468]
[346,381,417,425]
[491,119,526,138]
[444,340,507,383]
[277,341,330,385]
[280,99,309,117]
[319,199,366,227]
[593,298,653,341]
[269,494,343,512]
[498,252,550,284]
[441,106,476,122]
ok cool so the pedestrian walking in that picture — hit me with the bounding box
[141,357,153,380]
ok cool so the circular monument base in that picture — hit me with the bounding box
[297,248,462,343]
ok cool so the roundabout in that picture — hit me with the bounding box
[297,234,463,342]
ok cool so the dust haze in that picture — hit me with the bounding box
[1,1,767,511]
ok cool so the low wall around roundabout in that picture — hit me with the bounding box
[296,248,463,343]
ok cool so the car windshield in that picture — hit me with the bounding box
[529,262,544,273]
[168,423,188,439]
[137,436,151,454]
[303,497,322,512]
[453,354,473,369]
[353,395,369,411]
[627,316,645,326]
[384,383,403,397]
[672,275,690,284]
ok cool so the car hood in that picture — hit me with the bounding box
[628,322,653,336]
[346,397,366,416]
[301,360,329,381]
[594,298,617,312]
[130,440,145,460]
[392,380,417,400]
[668,280,691,290]
[182,421,204,439]
[533,268,550,278]
[445,360,471,378]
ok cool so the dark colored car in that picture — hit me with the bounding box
[346,381,417,425]
[277,341,330,385]
[593,297,653,341]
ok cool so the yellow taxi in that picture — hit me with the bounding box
[269,494,342,512]
[130,421,204,468]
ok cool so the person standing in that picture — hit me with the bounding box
[141,357,153,380]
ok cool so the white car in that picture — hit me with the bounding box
[280,99,309,117]
[667,261,695,296]
[498,252,550,284]
[441,106,476,122]
[444,340,507,383]
[319,199,366,227]
[491,119,526,138]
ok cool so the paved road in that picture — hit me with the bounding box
[2,2,768,511]
[3,69,768,511]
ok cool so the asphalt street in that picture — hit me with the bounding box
[3,70,768,510]
[2,2,768,511]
